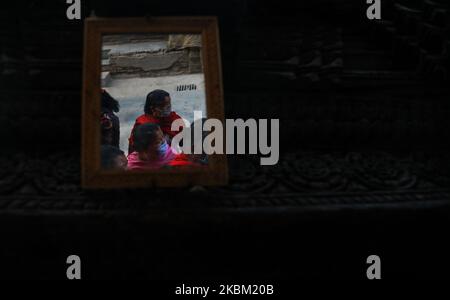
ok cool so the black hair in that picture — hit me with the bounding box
[144,89,170,114]
[134,123,161,152]
[101,145,125,169]
[102,90,120,113]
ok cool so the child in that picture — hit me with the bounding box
[127,123,195,171]
[128,90,182,154]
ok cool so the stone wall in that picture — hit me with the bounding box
[102,35,203,78]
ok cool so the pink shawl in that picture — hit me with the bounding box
[127,146,176,171]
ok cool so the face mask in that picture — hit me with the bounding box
[157,140,169,157]
[158,105,172,117]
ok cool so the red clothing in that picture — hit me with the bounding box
[127,146,176,171]
[128,112,182,153]
[168,153,199,167]
[127,151,197,170]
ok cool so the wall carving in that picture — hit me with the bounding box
[0,0,449,213]
[0,151,449,212]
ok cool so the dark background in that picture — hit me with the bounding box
[0,0,450,281]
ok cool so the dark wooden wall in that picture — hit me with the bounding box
[0,0,450,280]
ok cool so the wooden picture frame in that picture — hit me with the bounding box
[82,17,228,189]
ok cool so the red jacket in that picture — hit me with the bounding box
[128,112,182,153]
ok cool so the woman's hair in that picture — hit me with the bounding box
[144,89,170,114]
[101,145,124,169]
[101,89,120,113]
[134,123,161,152]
